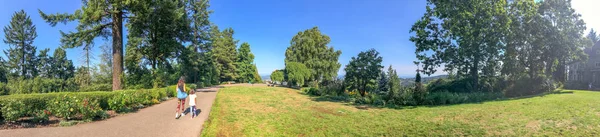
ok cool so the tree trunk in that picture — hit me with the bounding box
[112,11,124,90]
[471,56,479,92]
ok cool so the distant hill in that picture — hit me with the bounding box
[261,75,271,81]
[401,75,448,86]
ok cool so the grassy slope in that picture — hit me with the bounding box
[202,86,600,136]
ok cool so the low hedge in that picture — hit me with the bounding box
[0,84,195,122]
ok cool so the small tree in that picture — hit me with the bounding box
[270,70,284,84]
[344,49,383,97]
[285,62,310,87]
[376,70,389,95]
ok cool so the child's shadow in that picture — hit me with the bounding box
[183,107,202,116]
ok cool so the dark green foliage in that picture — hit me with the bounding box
[0,58,7,83]
[127,0,190,70]
[51,48,75,80]
[235,42,257,83]
[5,78,78,94]
[212,27,238,82]
[344,49,383,96]
[285,62,311,87]
[376,70,388,95]
[1,99,25,122]
[423,91,503,106]
[285,27,342,85]
[304,87,321,96]
[79,84,112,92]
[3,10,38,79]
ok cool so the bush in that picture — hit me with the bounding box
[47,96,80,120]
[413,83,428,105]
[6,78,79,94]
[424,91,503,105]
[79,84,112,92]
[0,83,8,95]
[320,79,344,96]
[32,110,50,123]
[564,81,588,90]
[304,87,322,96]
[503,75,556,97]
[1,99,26,122]
[0,84,179,120]
[79,98,105,121]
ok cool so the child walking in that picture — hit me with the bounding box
[189,90,198,119]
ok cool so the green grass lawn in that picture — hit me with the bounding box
[201,86,600,136]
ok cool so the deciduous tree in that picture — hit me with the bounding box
[344,49,383,96]
[285,27,341,86]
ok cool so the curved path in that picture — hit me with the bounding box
[0,87,219,137]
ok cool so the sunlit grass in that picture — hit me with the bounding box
[201,86,600,136]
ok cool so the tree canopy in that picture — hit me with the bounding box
[285,27,341,86]
[344,49,383,96]
[285,62,310,87]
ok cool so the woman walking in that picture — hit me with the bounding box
[176,77,188,119]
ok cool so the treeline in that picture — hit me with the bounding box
[411,0,597,96]
[0,0,261,95]
[272,0,598,107]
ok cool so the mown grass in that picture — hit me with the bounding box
[201,86,600,136]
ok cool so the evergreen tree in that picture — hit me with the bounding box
[52,48,75,80]
[39,0,143,90]
[128,0,191,70]
[235,42,256,83]
[212,27,238,82]
[376,69,389,95]
[0,57,7,82]
[36,48,53,78]
[387,65,401,99]
[3,10,38,79]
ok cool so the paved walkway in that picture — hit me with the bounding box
[0,87,219,137]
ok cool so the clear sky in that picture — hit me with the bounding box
[1,0,599,78]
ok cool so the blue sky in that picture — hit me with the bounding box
[1,0,599,78]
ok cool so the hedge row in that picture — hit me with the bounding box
[0,84,194,122]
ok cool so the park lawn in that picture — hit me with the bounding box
[201,86,600,136]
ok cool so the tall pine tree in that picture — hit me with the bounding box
[235,42,256,83]
[39,0,144,90]
[3,10,38,79]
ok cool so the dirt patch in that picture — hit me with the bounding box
[526,120,540,131]
[311,106,343,116]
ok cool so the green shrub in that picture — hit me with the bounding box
[80,84,112,92]
[108,92,133,113]
[424,91,503,105]
[413,83,428,105]
[564,81,588,90]
[47,96,80,120]
[0,83,8,95]
[32,110,50,123]
[304,87,321,96]
[79,98,104,121]
[1,99,26,122]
